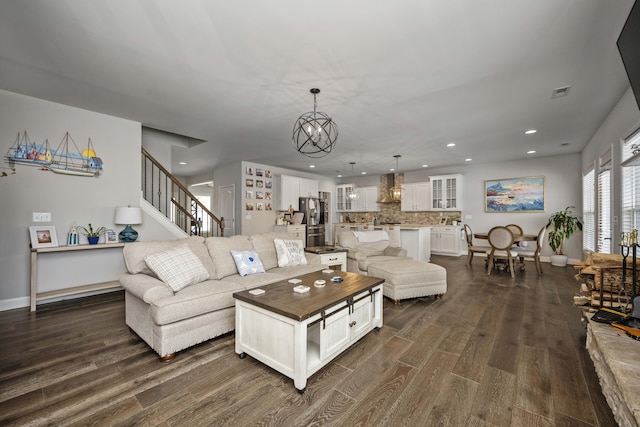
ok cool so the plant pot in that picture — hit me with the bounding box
[550,254,568,267]
[87,236,100,245]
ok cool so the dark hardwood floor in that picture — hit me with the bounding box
[0,255,618,426]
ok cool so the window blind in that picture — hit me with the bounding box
[622,127,640,233]
[583,169,595,252]
[597,169,611,253]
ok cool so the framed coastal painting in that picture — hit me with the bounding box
[29,226,59,248]
[485,176,545,212]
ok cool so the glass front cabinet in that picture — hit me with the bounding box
[336,184,355,212]
[430,174,462,211]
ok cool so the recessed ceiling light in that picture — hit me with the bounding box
[422,164,428,168]
[309,165,315,168]
[361,172,366,175]
[178,161,187,165]
[337,174,342,178]
[389,168,395,171]
[447,143,456,147]
[527,150,536,154]
[465,158,472,162]
[525,129,537,135]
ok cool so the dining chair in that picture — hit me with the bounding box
[486,226,518,278]
[513,226,545,275]
[463,224,491,265]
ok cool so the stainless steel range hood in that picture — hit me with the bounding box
[377,174,401,203]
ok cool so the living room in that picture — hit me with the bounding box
[2,1,640,424]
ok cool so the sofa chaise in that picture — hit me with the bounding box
[120,232,326,360]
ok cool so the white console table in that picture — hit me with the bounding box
[30,243,125,312]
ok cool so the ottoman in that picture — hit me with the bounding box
[368,259,447,304]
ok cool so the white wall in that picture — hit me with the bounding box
[581,87,640,247]
[0,90,144,309]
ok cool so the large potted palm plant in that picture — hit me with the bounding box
[546,206,583,267]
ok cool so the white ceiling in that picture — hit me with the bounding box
[0,0,635,178]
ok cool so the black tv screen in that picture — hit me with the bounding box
[618,0,640,110]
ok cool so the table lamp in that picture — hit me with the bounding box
[114,206,143,242]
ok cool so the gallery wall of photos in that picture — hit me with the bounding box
[244,165,273,212]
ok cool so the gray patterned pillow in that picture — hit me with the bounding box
[274,239,308,267]
[144,244,210,292]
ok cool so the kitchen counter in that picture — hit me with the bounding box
[334,223,434,229]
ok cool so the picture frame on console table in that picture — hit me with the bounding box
[29,226,59,249]
[485,176,545,213]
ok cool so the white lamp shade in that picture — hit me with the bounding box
[114,206,142,225]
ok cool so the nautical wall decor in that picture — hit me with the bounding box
[4,130,104,178]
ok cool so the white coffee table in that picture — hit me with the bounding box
[233,270,383,392]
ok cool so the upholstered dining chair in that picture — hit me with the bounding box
[512,226,545,275]
[486,226,518,278]
[464,224,491,265]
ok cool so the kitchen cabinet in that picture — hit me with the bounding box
[399,227,431,262]
[431,226,463,256]
[299,178,319,198]
[336,184,355,212]
[430,174,462,211]
[353,186,379,212]
[277,175,319,210]
[274,224,306,243]
[401,182,430,211]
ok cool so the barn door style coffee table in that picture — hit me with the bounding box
[233,271,383,392]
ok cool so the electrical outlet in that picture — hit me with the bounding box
[32,212,52,222]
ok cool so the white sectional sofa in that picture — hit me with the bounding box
[119,232,326,360]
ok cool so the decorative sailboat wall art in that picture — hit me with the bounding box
[50,132,103,177]
[4,131,104,178]
[5,131,53,167]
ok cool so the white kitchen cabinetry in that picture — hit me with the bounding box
[353,186,379,212]
[299,178,319,198]
[431,226,462,256]
[401,182,430,211]
[336,184,355,212]
[277,175,319,210]
[274,224,306,243]
[399,227,431,262]
[430,174,463,211]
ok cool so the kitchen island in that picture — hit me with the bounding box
[333,223,432,262]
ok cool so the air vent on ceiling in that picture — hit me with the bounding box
[551,85,571,98]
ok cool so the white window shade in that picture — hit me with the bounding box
[622,128,640,233]
[597,169,610,253]
[583,169,595,252]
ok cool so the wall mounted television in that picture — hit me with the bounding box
[618,0,640,110]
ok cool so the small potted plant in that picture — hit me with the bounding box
[77,223,107,245]
[546,206,583,267]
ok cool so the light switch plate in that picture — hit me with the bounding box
[33,212,52,222]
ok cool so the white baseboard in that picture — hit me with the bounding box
[0,288,122,312]
[0,296,30,311]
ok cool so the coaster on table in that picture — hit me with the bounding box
[293,285,310,293]
[322,269,334,274]
[314,280,326,287]
[249,289,265,295]
[288,278,302,284]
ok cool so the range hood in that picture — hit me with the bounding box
[377,174,401,203]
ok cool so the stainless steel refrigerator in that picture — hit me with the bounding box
[299,196,326,247]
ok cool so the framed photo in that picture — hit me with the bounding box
[246,202,254,211]
[246,179,254,187]
[246,190,253,200]
[29,226,59,249]
[256,180,264,188]
[246,166,253,176]
[105,229,118,244]
[265,180,272,189]
[440,217,447,225]
[256,168,263,177]
[257,202,264,211]
[485,176,545,212]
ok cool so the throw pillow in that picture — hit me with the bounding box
[231,250,266,276]
[274,238,308,267]
[144,244,210,292]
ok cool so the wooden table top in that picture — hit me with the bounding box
[233,270,383,322]
[474,232,537,241]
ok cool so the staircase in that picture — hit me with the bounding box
[141,147,224,237]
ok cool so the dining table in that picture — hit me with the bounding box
[474,231,538,272]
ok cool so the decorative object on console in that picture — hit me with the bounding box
[77,223,107,245]
[67,225,79,246]
[115,206,143,242]
[292,88,338,158]
[29,226,59,249]
[389,155,404,202]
